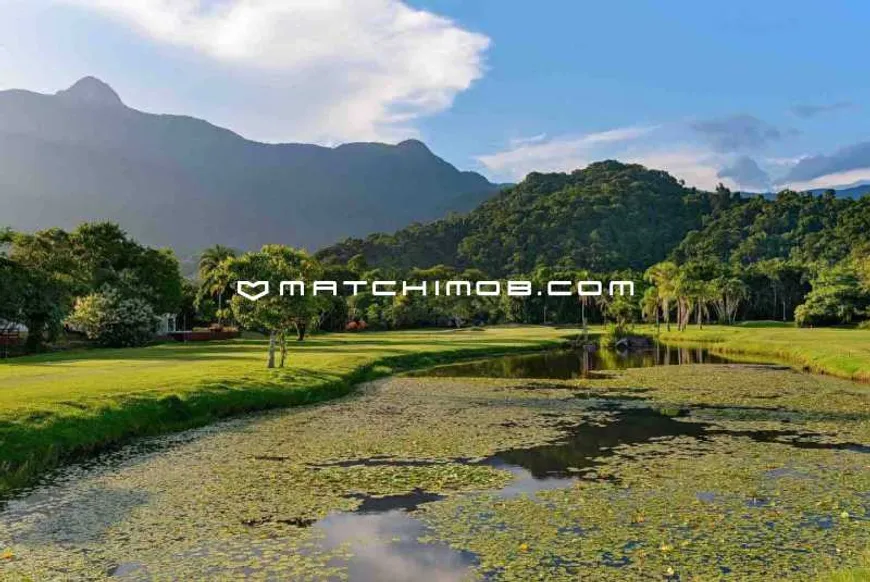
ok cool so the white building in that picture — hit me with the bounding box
[0,319,27,333]
[155,314,177,336]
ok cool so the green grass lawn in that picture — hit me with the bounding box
[0,326,574,495]
[641,323,870,383]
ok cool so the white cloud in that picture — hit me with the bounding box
[476,125,658,180]
[57,0,489,142]
[476,126,734,190]
[625,150,728,191]
[763,155,807,169]
[778,168,870,191]
[508,133,547,148]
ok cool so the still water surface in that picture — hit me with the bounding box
[412,345,736,379]
[3,348,867,580]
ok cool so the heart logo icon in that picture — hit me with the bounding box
[237,280,270,301]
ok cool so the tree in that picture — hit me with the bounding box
[133,248,184,315]
[2,228,82,351]
[224,245,321,368]
[795,262,870,327]
[644,261,679,331]
[607,293,638,331]
[0,247,27,334]
[641,286,660,331]
[710,276,748,324]
[197,245,237,324]
[69,222,181,314]
[753,259,807,322]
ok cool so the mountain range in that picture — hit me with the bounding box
[0,77,499,253]
[808,184,870,198]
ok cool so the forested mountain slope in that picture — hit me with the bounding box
[318,161,732,275]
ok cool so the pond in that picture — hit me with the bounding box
[1,356,869,580]
[411,345,738,379]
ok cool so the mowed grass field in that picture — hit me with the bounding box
[0,326,573,494]
[645,323,870,383]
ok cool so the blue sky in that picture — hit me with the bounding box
[2,0,869,191]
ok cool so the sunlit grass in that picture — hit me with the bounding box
[640,324,870,383]
[822,553,870,582]
[0,326,574,494]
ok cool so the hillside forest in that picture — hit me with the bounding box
[3,161,870,357]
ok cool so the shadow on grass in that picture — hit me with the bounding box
[0,338,572,498]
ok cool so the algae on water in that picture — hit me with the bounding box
[1,364,868,580]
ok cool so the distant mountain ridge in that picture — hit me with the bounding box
[743,184,870,199]
[0,77,499,252]
[808,184,870,198]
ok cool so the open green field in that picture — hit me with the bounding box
[642,323,870,383]
[0,327,573,495]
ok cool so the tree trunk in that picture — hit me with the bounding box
[664,299,671,332]
[267,331,277,368]
[295,322,307,342]
[772,285,777,320]
[279,333,287,368]
[24,315,46,353]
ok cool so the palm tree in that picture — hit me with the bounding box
[644,261,679,331]
[695,281,719,329]
[197,245,237,324]
[198,245,236,280]
[576,270,592,342]
[641,286,660,331]
[710,276,749,324]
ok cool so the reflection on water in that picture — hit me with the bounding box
[486,406,706,479]
[412,345,735,379]
[292,405,713,580]
[317,511,478,582]
[299,403,870,580]
[348,489,445,514]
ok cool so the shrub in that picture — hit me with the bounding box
[600,323,630,348]
[67,288,158,347]
[794,264,870,327]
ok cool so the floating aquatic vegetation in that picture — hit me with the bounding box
[0,363,868,580]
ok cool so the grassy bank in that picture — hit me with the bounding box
[823,557,870,582]
[641,323,870,383]
[0,326,574,496]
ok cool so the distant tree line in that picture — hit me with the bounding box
[315,162,870,329]
[3,161,869,360]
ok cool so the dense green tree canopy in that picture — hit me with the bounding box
[1,222,183,351]
[318,161,731,276]
[316,162,870,329]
